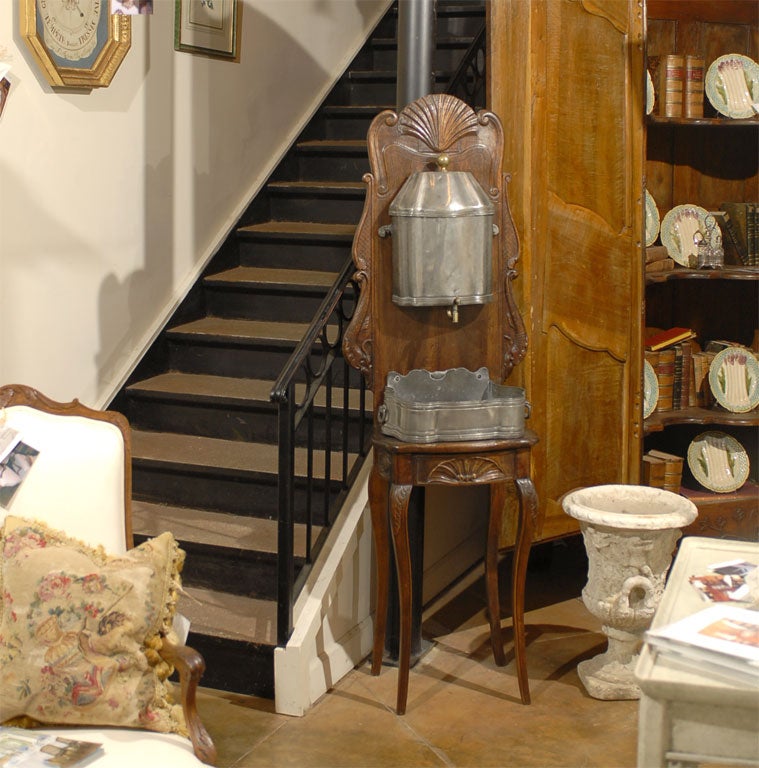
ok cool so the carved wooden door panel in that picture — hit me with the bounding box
[490,0,645,540]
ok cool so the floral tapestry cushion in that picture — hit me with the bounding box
[0,516,186,735]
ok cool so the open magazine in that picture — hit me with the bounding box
[0,427,39,509]
[645,604,759,684]
[0,728,102,767]
[689,558,757,602]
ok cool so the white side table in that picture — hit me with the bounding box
[635,536,759,768]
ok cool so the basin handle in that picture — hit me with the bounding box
[377,404,388,424]
[378,224,392,238]
[524,401,532,420]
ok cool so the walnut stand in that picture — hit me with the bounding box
[343,94,539,715]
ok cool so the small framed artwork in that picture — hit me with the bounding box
[175,0,240,60]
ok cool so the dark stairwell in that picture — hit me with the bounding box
[112,1,486,700]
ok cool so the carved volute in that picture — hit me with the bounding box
[343,93,526,411]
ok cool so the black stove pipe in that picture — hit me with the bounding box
[385,0,438,668]
[396,0,437,109]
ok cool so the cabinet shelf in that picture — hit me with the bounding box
[648,0,758,25]
[648,116,759,128]
[646,266,759,285]
[679,482,759,540]
[645,406,759,434]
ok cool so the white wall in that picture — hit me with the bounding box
[0,0,389,407]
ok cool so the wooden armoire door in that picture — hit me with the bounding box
[489,0,646,541]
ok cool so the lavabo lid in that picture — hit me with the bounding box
[389,169,495,219]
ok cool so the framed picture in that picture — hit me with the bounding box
[19,0,131,88]
[175,0,239,60]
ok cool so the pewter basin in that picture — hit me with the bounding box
[378,367,530,443]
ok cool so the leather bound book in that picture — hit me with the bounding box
[645,245,670,264]
[645,326,696,352]
[721,202,749,262]
[654,347,676,411]
[659,54,684,118]
[672,343,684,410]
[643,455,666,488]
[683,55,704,118]
[646,257,676,273]
[680,341,695,408]
[710,210,748,265]
[647,449,684,493]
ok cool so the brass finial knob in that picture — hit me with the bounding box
[436,153,450,172]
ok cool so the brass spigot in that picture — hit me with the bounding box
[447,297,460,323]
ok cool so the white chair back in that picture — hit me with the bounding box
[1,393,130,554]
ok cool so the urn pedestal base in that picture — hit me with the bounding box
[578,627,644,700]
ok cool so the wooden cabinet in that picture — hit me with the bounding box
[643,1,758,540]
[488,0,758,545]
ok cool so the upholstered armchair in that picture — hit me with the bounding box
[0,384,216,766]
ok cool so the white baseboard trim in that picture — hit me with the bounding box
[274,457,374,717]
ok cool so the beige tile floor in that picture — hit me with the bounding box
[195,539,641,768]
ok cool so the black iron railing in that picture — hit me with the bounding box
[270,257,371,645]
[271,16,486,648]
[446,24,486,111]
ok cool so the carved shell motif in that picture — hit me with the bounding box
[398,95,480,153]
[428,457,505,484]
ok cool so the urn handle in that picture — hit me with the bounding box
[619,573,655,614]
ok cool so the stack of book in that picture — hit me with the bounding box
[644,604,759,686]
[711,203,759,267]
[645,327,697,411]
[645,245,675,274]
[651,53,704,118]
[643,449,684,493]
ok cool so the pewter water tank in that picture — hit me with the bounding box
[387,155,496,309]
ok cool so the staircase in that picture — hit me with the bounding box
[113,1,486,699]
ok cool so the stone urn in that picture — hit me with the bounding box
[562,484,697,700]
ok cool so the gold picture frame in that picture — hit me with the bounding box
[175,0,240,60]
[20,0,131,89]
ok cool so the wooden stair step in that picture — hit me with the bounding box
[167,317,314,345]
[127,372,275,405]
[295,139,367,153]
[236,221,355,241]
[127,371,371,413]
[204,265,338,291]
[132,429,354,480]
[320,105,390,118]
[346,69,452,82]
[180,586,278,646]
[267,180,366,195]
[133,499,316,557]
[372,35,474,48]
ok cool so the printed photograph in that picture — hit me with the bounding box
[0,441,40,509]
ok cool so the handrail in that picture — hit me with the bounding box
[270,256,371,645]
[446,23,486,110]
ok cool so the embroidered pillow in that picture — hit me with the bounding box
[0,516,186,735]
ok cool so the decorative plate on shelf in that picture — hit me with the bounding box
[705,54,759,119]
[643,360,659,419]
[687,431,750,494]
[643,359,658,418]
[660,204,721,267]
[645,190,660,247]
[646,69,655,115]
[708,346,759,413]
